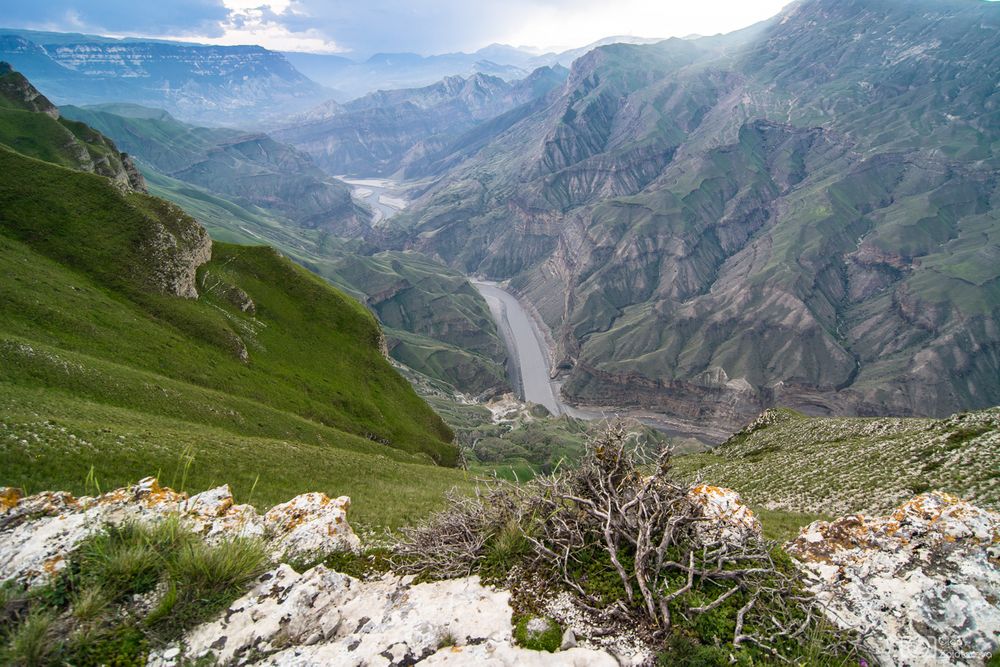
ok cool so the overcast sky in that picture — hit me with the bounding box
[4,0,793,56]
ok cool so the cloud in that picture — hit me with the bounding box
[1,0,792,56]
[3,0,230,37]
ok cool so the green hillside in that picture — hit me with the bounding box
[61,103,509,395]
[674,407,999,517]
[0,68,469,528]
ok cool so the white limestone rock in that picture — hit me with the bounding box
[421,642,619,666]
[787,492,1000,666]
[689,484,761,544]
[152,565,618,666]
[0,479,358,587]
[264,492,360,558]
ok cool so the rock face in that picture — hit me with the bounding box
[0,478,359,588]
[788,492,1000,667]
[152,566,618,666]
[0,35,328,125]
[140,201,213,299]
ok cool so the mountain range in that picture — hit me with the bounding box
[281,36,663,101]
[5,0,997,435]
[375,0,1000,430]
[274,66,569,176]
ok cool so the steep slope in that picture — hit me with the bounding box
[0,30,328,126]
[386,0,1000,429]
[0,62,145,193]
[60,103,369,235]
[275,68,568,177]
[0,69,464,514]
[61,102,509,395]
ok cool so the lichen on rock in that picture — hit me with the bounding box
[787,492,1000,666]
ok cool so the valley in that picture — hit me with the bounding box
[0,1,998,663]
[338,176,408,224]
[472,280,568,416]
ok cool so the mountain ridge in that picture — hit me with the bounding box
[379,0,1000,429]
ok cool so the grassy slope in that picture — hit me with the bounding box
[55,104,508,395]
[673,408,1000,517]
[145,170,508,394]
[0,143,470,528]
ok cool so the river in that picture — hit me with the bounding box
[472,280,601,419]
[472,280,728,444]
[338,176,407,224]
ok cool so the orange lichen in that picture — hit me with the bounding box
[0,487,23,512]
[43,555,64,574]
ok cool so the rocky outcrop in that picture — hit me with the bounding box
[0,60,59,116]
[150,566,617,666]
[0,478,358,588]
[0,62,149,194]
[3,477,997,666]
[139,201,212,299]
[788,492,1000,666]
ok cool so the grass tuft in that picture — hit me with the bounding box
[2,608,60,666]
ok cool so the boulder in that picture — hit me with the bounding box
[787,492,1000,666]
[264,492,360,558]
[689,484,761,544]
[150,566,618,666]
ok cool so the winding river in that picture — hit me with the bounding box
[472,280,601,420]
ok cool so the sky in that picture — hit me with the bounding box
[2,0,793,56]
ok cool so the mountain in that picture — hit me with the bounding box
[383,0,1000,431]
[59,103,369,235]
[280,38,666,102]
[0,63,465,525]
[59,102,510,395]
[0,63,146,193]
[282,48,534,101]
[0,29,328,126]
[275,67,569,177]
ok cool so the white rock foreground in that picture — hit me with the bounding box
[1,480,997,666]
[788,491,1000,667]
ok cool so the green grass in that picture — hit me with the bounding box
[0,111,482,531]
[0,520,271,664]
[0,383,472,530]
[59,103,509,395]
[0,146,456,459]
[674,408,1000,517]
[1,607,60,667]
[513,616,562,652]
